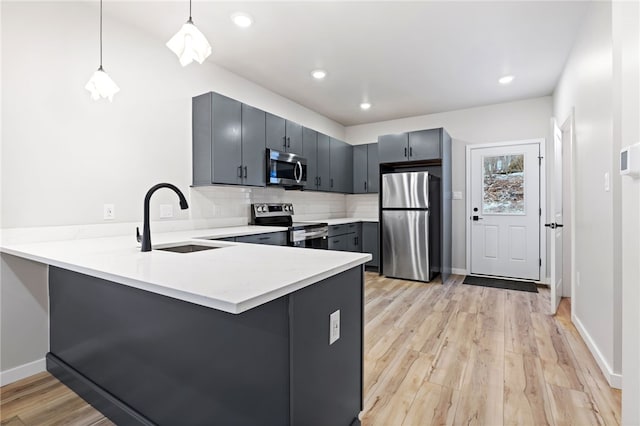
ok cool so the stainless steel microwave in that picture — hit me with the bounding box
[266,149,307,187]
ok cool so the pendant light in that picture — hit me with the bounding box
[166,0,212,66]
[85,0,120,101]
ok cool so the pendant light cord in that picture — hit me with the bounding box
[99,0,103,69]
[188,0,193,23]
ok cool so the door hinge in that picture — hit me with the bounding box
[539,258,542,266]
[539,208,542,216]
[538,156,543,165]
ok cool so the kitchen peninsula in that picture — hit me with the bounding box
[1,227,371,425]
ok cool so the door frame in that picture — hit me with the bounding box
[465,138,547,282]
[561,110,577,318]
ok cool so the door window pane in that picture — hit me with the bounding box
[482,154,525,214]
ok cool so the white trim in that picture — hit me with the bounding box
[451,268,468,276]
[0,358,46,386]
[465,138,546,281]
[573,313,622,389]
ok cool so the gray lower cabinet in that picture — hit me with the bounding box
[362,222,379,268]
[330,138,353,193]
[328,223,361,253]
[317,133,332,191]
[192,92,265,187]
[353,143,379,194]
[303,127,318,190]
[266,113,303,156]
[235,232,287,246]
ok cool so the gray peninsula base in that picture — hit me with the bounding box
[47,265,363,425]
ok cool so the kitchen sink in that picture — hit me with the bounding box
[157,244,221,253]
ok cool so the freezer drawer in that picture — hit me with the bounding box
[382,210,431,282]
[381,172,430,209]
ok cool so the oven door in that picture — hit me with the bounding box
[267,149,307,187]
[290,226,328,249]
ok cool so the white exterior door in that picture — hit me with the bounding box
[548,120,564,313]
[470,143,541,280]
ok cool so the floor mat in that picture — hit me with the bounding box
[462,275,538,293]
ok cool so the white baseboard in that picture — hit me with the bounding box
[0,358,46,386]
[572,314,622,389]
[451,268,468,276]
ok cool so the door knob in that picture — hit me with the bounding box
[544,223,564,229]
[472,215,483,221]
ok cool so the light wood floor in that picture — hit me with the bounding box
[1,273,621,426]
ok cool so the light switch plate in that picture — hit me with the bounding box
[329,310,340,345]
[452,191,463,200]
[160,204,173,218]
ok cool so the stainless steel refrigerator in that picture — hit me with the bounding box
[381,171,441,282]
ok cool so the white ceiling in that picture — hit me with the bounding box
[105,1,589,126]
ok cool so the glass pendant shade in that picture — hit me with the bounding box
[166,19,212,66]
[85,66,120,102]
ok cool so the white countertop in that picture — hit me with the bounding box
[0,225,371,315]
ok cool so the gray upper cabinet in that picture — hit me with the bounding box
[409,129,441,161]
[241,104,266,187]
[367,144,380,193]
[378,128,443,163]
[378,133,409,163]
[192,92,243,186]
[266,113,303,156]
[302,127,318,190]
[353,143,379,194]
[353,145,368,194]
[317,133,332,191]
[330,138,353,193]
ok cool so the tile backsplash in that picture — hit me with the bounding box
[346,194,379,219]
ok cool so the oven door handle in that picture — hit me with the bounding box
[294,161,302,183]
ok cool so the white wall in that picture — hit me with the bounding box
[0,1,352,381]
[345,96,552,272]
[0,1,346,231]
[614,0,640,422]
[553,1,621,386]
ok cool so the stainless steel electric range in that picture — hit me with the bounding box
[250,203,329,249]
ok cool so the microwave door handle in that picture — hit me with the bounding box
[294,161,302,183]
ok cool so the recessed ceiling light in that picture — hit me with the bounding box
[499,75,515,85]
[360,102,371,110]
[311,70,327,80]
[231,12,253,28]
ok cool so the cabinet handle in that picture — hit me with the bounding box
[244,166,248,178]
[287,137,291,148]
[283,136,287,148]
[331,178,334,188]
[364,181,367,191]
[404,147,407,157]
[237,166,242,178]
[319,176,321,186]
[410,146,413,157]
[258,236,270,241]
[316,176,319,186]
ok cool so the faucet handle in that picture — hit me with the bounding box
[136,227,142,243]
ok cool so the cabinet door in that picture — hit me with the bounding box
[241,104,266,187]
[328,235,348,251]
[317,133,332,192]
[286,120,303,155]
[302,127,318,190]
[211,94,243,185]
[330,138,353,193]
[235,232,287,246]
[366,143,379,193]
[408,129,441,161]
[266,113,287,152]
[362,222,379,268]
[352,145,368,194]
[346,223,362,252]
[378,133,408,163]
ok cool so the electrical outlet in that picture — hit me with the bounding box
[160,204,173,218]
[329,310,340,345]
[103,204,115,220]
[604,172,610,192]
